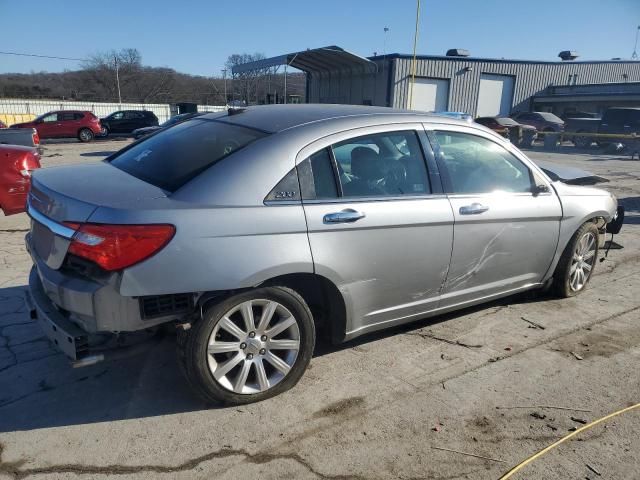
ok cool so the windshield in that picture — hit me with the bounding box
[110,118,267,191]
[537,112,563,122]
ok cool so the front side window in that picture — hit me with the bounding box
[111,112,124,120]
[110,119,267,191]
[434,131,533,194]
[331,131,430,197]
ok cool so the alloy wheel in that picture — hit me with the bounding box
[207,299,300,394]
[569,231,596,292]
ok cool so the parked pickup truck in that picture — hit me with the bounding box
[565,107,640,148]
[0,127,41,151]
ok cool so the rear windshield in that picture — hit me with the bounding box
[109,119,267,191]
[496,117,519,126]
[537,112,563,122]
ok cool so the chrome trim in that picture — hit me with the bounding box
[27,202,76,240]
[302,194,448,205]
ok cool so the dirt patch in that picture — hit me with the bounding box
[550,324,640,360]
[313,396,365,419]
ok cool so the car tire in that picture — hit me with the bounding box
[177,287,315,405]
[100,126,109,137]
[78,128,94,142]
[573,131,591,148]
[551,222,599,298]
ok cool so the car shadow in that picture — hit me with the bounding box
[0,285,555,433]
[0,284,212,432]
[314,291,539,357]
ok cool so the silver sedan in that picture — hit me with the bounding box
[26,105,619,404]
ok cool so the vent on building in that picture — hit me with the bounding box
[446,49,470,57]
[558,51,579,61]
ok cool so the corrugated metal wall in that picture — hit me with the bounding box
[307,59,390,106]
[307,55,640,116]
[392,58,640,115]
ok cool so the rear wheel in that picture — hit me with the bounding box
[177,287,315,405]
[551,222,599,297]
[78,128,94,142]
[573,131,591,148]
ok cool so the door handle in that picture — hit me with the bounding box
[459,203,489,215]
[323,209,366,224]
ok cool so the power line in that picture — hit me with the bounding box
[0,50,86,62]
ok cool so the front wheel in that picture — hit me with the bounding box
[177,287,315,405]
[551,222,599,297]
[100,126,109,137]
[78,128,94,142]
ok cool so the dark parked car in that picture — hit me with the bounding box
[0,144,41,215]
[132,112,204,139]
[512,111,565,134]
[100,110,159,136]
[475,116,537,146]
[11,111,102,142]
[565,107,640,148]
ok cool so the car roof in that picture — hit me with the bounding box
[201,104,473,134]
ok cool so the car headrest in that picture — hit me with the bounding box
[351,147,383,181]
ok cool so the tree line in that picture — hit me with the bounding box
[0,48,305,105]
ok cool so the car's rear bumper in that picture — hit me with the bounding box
[26,233,182,334]
[27,267,89,361]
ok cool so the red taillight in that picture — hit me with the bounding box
[16,152,41,178]
[32,131,40,145]
[62,223,175,271]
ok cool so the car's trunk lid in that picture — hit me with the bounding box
[28,162,168,270]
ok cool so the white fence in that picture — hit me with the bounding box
[0,98,226,124]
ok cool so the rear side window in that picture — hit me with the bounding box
[110,119,267,191]
[332,131,430,197]
[298,149,338,200]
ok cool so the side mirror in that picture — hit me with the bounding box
[532,184,550,196]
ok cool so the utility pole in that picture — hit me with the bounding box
[114,54,122,105]
[408,0,421,109]
[284,64,288,104]
[383,27,390,57]
[222,68,228,105]
[632,25,639,60]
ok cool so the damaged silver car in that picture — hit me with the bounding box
[25,105,622,404]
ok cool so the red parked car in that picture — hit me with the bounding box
[0,119,7,128]
[0,145,41,215]
[11,111,102,142]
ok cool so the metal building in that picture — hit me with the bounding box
[233,46,640,117]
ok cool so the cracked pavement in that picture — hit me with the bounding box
[0,141,639,479]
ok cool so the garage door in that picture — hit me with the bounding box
[411,78,449,112]
[476,74,514,117]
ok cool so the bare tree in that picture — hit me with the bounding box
[225,53,267,104]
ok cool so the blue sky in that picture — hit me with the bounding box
[1,0,638,76]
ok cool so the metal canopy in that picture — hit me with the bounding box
[231,46,376,74]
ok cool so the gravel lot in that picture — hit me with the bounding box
[1,139,639,479]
